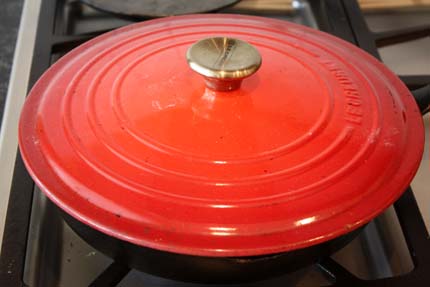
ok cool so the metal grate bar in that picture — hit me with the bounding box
[374,25,430,47]
[89,261,131,287]
[400,75,430,90]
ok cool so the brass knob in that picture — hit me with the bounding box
[186,37,262,92]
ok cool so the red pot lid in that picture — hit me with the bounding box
[19,14,424,257]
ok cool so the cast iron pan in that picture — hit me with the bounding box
[80,0,240,18]
[61,207,363,284]
[18,13,429,284]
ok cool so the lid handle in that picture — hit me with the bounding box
[186,37,262,92]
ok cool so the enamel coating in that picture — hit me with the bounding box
[18,15,424,257]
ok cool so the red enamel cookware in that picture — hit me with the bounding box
[18,14,424,282]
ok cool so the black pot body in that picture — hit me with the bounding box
[61,208,362,284]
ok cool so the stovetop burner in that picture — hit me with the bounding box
[79,0,240,18]
[0,0,429,286]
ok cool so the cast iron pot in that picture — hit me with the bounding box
[61,209,362,283]
[19,15,427,284]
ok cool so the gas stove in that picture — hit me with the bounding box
[0,0,429,286]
